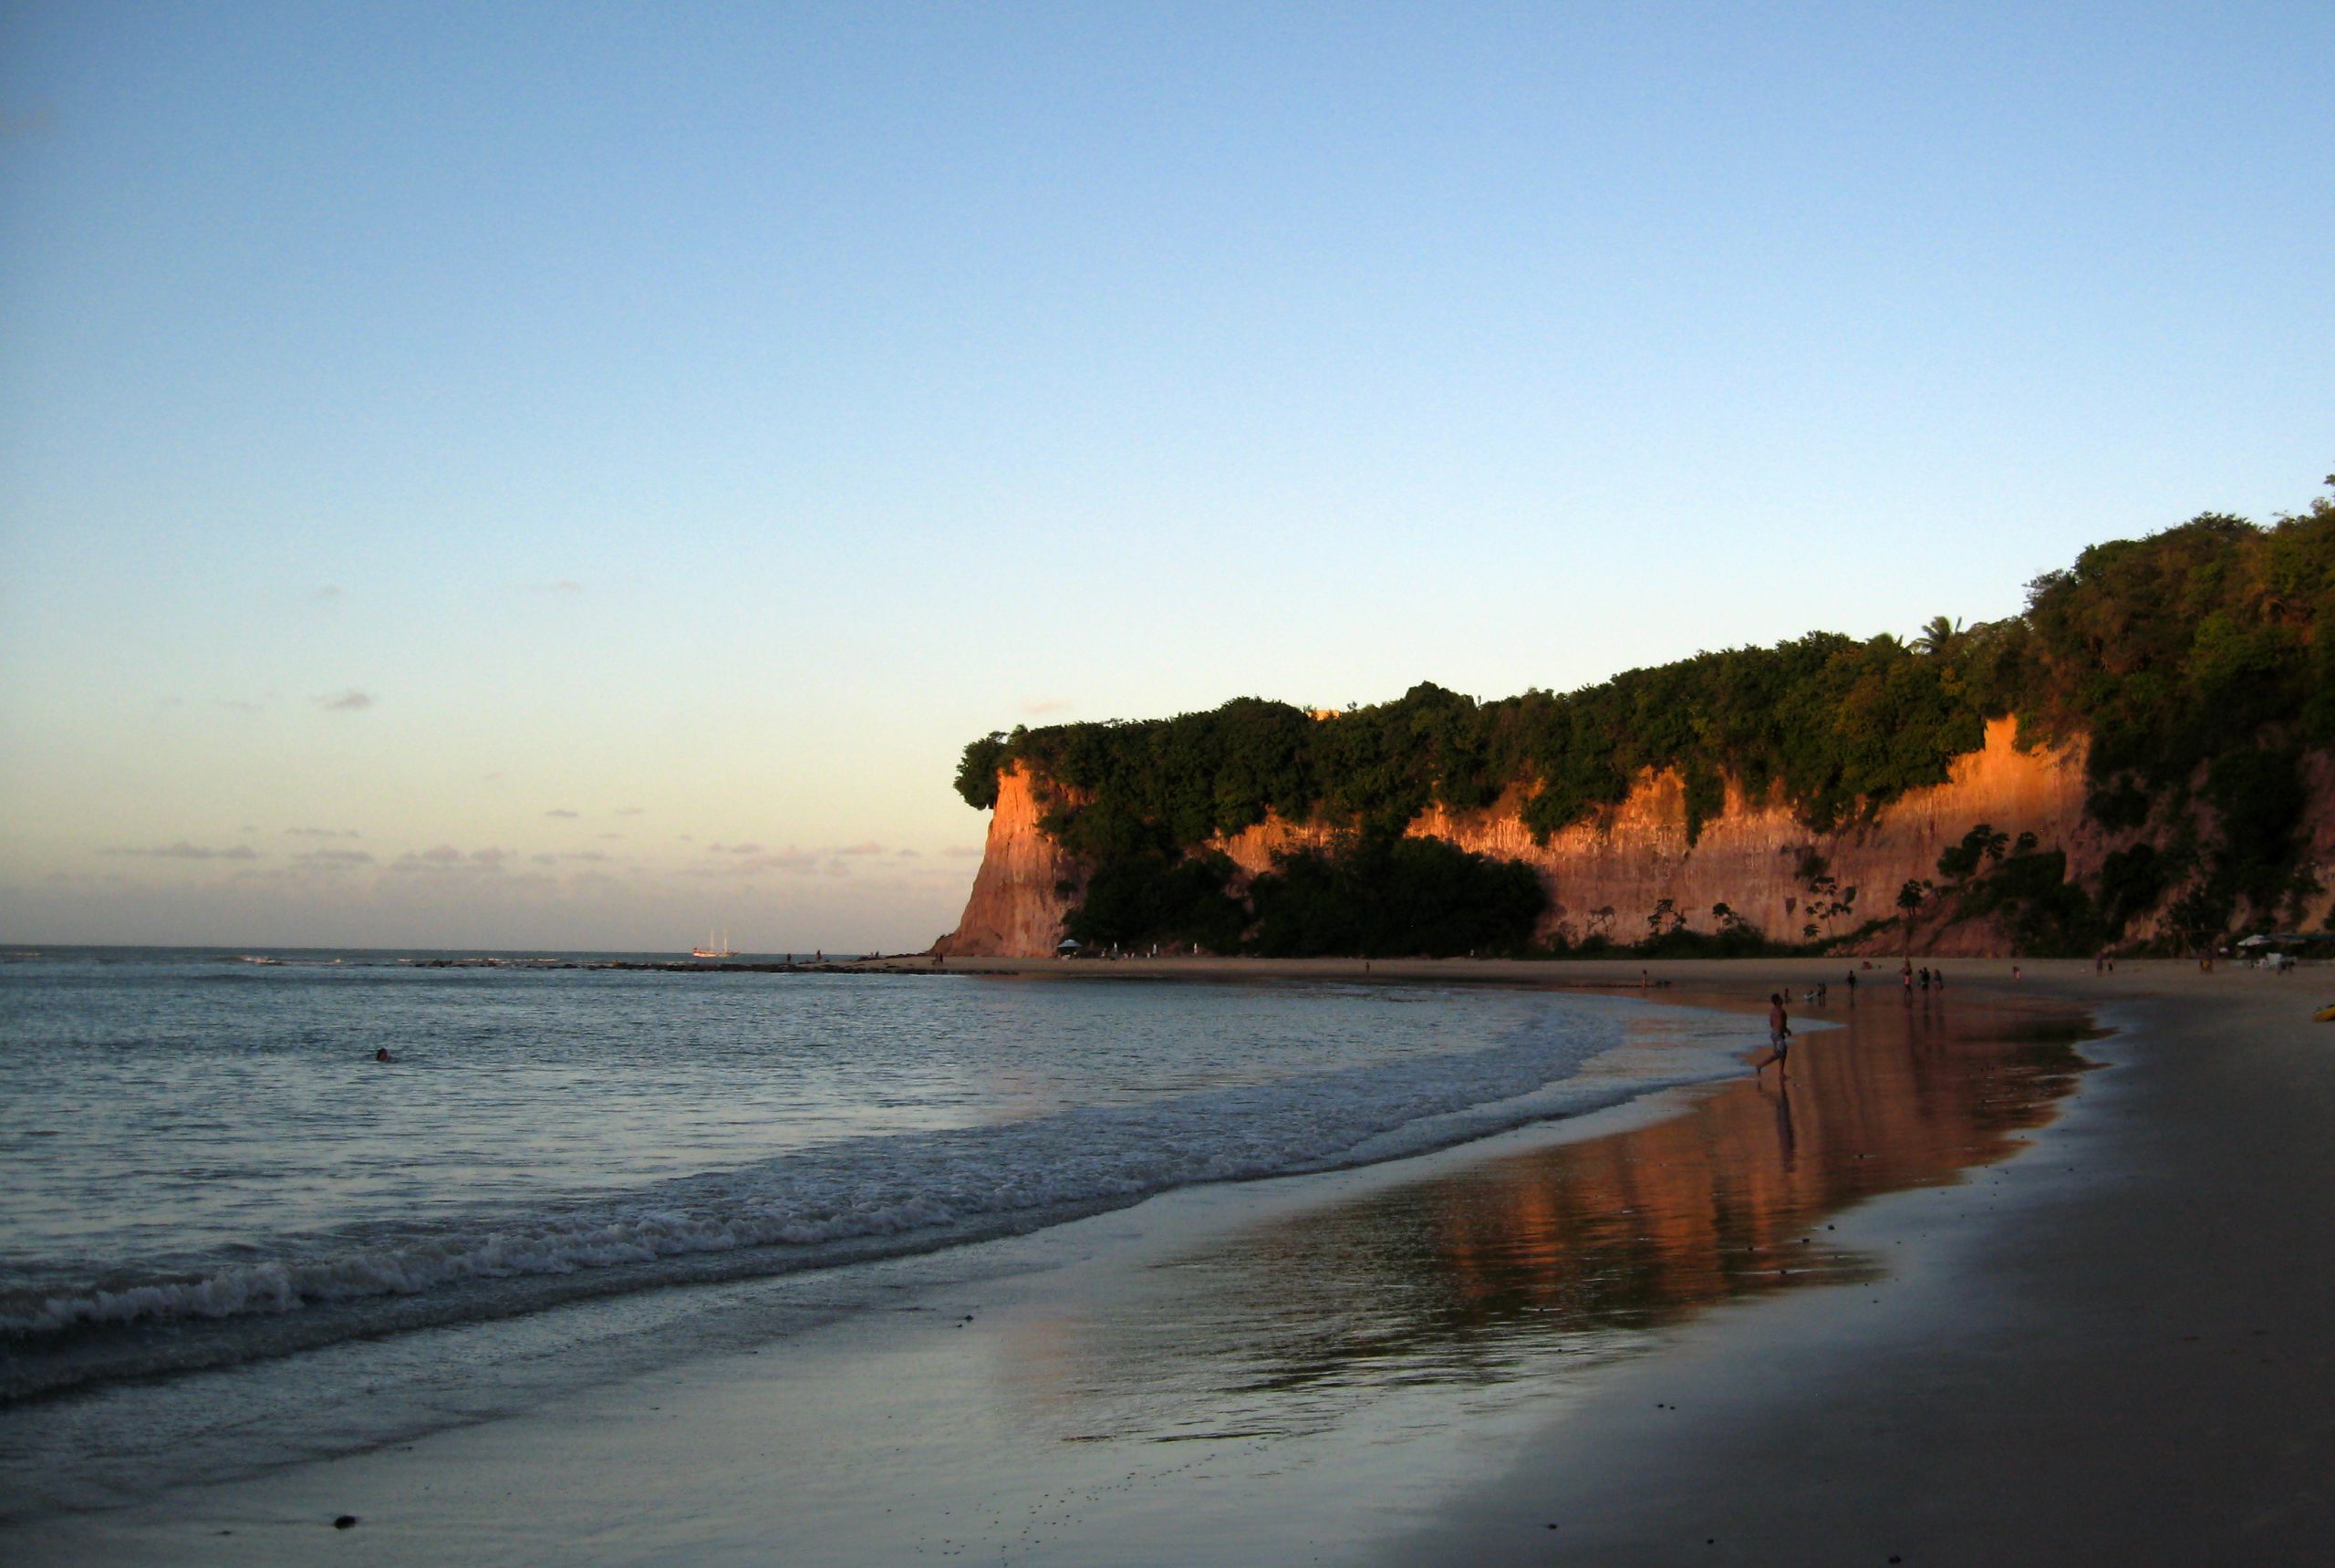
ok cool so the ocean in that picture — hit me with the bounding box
[0,947,1745,1521]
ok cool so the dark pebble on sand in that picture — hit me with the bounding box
[334,1515,358,1529]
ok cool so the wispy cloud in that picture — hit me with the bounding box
[1022,697,1074,715]
[896,848,921,858]
[103,842,261,860]
[285,826,361,839]
[530,849,613,866]
[545,808,580,819]
[292,848,374,866]
[391,845,513,875]
[614,806,645,816]
[688,845,823,877]
[942,845,983,858]
[837,841,885,856]
[708,842,765,855]
[319,690,375,711]
[310,585,344,602]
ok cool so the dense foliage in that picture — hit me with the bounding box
[1245,838,1547,959]
[960,486,2335,952]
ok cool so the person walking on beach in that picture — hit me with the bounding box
[1759,992,1790,1075]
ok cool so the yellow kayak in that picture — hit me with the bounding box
[2317,1004,2335,1023]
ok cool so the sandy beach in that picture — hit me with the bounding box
[12,958,2332,1564]
[1379,960,2335,1565]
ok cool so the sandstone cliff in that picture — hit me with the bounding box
[935,764,1087,958]
[934,721,2329,958]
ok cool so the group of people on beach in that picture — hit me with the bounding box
[1757,957,1966,1079]
[1900,961,1944,993]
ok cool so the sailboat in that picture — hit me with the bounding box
[690,930,738,960]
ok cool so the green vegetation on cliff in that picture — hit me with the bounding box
[960,486,2335,954]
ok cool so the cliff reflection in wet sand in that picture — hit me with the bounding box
[1031,994,2099,1438]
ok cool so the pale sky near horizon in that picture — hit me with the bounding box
[3,2,2330,950]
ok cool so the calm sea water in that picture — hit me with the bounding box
[0,948,1743,1518]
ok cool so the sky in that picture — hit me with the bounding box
[2,2,2330,950]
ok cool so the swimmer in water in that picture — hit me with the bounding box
[374,1047,392,1064]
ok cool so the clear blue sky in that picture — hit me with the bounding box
[3,2,2330,949]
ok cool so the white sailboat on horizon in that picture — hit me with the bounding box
[690,929,739,960]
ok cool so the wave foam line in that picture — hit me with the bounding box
[4,1002,1732,1340]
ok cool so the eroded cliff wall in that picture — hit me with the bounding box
[1209,718,2094,956]
[933,765,1085,958]
[933,720,2322,958]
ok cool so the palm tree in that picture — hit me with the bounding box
[1912,615,1966,657]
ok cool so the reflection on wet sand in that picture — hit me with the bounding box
[1016,993,2099,1438]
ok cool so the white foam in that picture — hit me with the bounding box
[4,1001,1738,1342]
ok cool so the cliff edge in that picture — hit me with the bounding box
[933,765,1085,958]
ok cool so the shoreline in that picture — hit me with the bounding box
[10,962,2330,1562]
[1375,965,2335,1563]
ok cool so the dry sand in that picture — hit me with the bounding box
[15,958,2333,1563]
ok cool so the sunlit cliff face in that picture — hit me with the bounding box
[991,994,2097,1438]
[938,721,2112,958]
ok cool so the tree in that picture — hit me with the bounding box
[1913,616,1967,657]
[1896,877,1934,954]
[1937,823,2009,882]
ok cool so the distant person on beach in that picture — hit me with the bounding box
[1760,992,1790,1075]
[1846,971,1857,991]
[1817,981,1828,1003]
[1918,967,1930,991]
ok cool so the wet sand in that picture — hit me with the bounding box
[13,960,2333,1563]
[1377,961,2335,1564]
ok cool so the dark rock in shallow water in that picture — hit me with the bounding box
[333,1515,358,1529]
